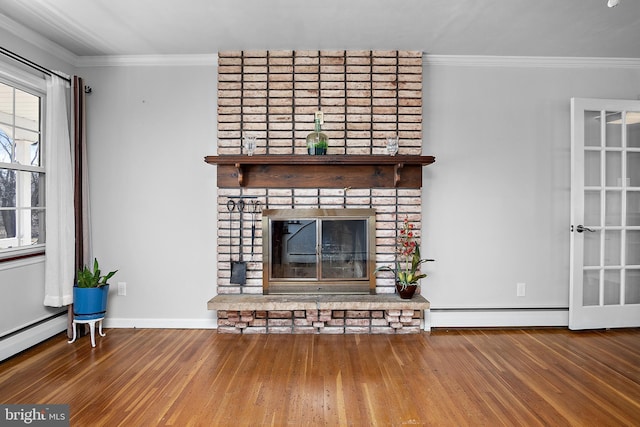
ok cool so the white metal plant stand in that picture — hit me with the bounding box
[68,317,105,347]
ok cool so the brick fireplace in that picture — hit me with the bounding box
[216,186,423,296]
[207,50,433,334]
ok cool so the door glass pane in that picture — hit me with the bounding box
[583,270,600,306]
[605,191,621,226]
[584,232,600,266]
[625,269,640,304]
[584,191,601,226]
[605,112,622,147]
[627,113,640,148]
[604,270,621,305]
[585,151,601,186]
[584,111,601,147]
[270,219,316,279]
[321,219,367,279]
[629,153,640,187]
[626,230,640,266]
[604,230,621,265]
[628,191,640,226]
[605,151,622,186]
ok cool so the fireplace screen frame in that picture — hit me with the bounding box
[262,208,377,295]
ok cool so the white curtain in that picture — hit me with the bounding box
[43,74,75,307]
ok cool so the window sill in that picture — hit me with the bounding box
[0,247,45,264]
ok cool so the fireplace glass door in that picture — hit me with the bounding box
[270,219,317,279]
[263,209,375,294]
[321,220,368,279]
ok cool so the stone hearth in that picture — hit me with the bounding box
[208,294,430,334]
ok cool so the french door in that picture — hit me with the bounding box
[570,98,640,330]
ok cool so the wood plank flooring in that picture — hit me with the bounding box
[1,328,639,426]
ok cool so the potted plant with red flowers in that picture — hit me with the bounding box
[375,217,433,299]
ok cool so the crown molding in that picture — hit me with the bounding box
[78,53,640,69]
[424,54,640,69]
[0,13,78,67]
[76,54,218,67]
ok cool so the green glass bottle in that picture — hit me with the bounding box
[306,117,328,155]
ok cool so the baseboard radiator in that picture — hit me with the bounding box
[0,311,67,362]
[426,308,569,330]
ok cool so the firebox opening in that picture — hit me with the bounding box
[262,208,376,295]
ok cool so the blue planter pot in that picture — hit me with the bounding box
[73,285,109,320]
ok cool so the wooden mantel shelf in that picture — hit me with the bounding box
[204,155,435,188]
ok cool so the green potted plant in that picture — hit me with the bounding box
[374,217,433,299]
[73,258,117,320]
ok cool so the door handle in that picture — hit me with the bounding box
[575,224,596,233]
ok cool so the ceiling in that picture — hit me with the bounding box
[1,0,640,59]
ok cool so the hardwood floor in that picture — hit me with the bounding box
[1,328,639,426]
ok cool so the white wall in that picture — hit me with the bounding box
[81,62,218,328]
[0,258,58,333]
[79,57,640,328]
[423,58,640,325]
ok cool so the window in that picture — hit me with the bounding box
[0,79,45,259]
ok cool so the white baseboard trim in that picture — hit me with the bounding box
[106,310,568,331]
[104,318,217,329]
[0,314,67,362]
[107,310,568,332]
[426,308,569,330]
